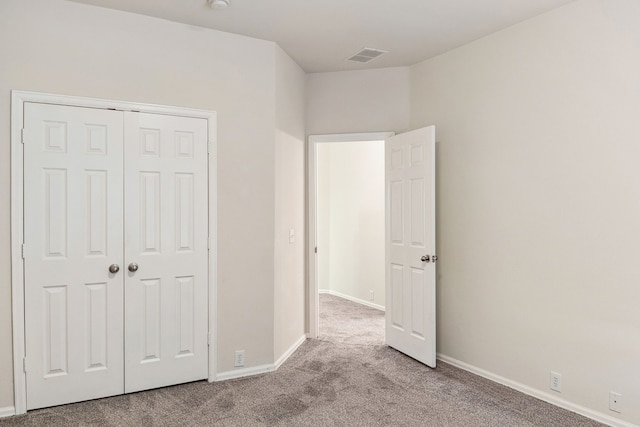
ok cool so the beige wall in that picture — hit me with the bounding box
[410,0,640,424]
[317,142,385,307]
[0,0,305,409]
[274,46,307,359]
[306,67,411,135]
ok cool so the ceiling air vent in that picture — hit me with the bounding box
[346,48,388,64]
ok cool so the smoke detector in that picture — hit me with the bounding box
[346,48,388,64]
[208,0,230,9]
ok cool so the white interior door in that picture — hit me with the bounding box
[24,103,125,409]
[123,112,209,393]
[385,126,436,367]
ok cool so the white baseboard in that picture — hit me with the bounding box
[275,334,307,369]
[215,363,276,381]
[0,406,15,418]
[437,354,637,427]
[215,334,307,382]
[320,289,385,311]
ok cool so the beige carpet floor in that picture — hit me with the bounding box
[1,293,605,426]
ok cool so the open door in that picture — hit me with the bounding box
[385,126,436,367]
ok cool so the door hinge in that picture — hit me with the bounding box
[207,237,211,250]
[23,357,27,373]
[314,246,318,254]
[207,141,213,154]
[207,333,213,346]
[21,243,25,259]
[21,129,26,144]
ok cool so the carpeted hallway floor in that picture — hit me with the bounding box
[1,294,604,426]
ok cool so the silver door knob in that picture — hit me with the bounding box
[128,262,139,272]
[421,255,430,262]
[108,264,120,274]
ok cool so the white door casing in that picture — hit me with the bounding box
[124,112,209,393]
[19,97,213,411]
[23,103,125,409]
[385,126,436,367]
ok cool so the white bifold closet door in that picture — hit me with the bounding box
[23,102,208,410]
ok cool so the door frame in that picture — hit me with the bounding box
[10,90,218,415]
[306,132,394,338]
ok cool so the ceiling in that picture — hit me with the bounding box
[68,0,576,73]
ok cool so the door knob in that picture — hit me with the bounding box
[108,264,120,274]
[128,262,139,272]
[421,255,430,262]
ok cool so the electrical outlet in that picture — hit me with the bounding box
[550,371,562,392]
[610,391,622,413]
[369,290,375,301]
[234,350,245,367]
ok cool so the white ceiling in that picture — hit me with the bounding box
[68,0,576,73]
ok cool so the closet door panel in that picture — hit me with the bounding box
[123,112,208,393]
[23,103,125,410]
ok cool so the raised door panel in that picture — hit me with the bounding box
[43,285,68,378]
[410,178,425,248]
[43,168,68,258]
[124,112,208,393]
[86,170,108,257]
[410,268,426,340]
[84,282,108,371]
[176,276,196,357]
[24,103,124,410]
[390,264,404,330]
[140,278,162,363]
[140,172,162,254]
[175,174,195,252]
[390,180,404,246]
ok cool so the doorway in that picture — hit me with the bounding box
[307,132,393,339]
[308,127,437,368]
[11,91,218,414]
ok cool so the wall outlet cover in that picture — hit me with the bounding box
[609,391,622,413]
[234,350,245,368]
[550,371,562,392]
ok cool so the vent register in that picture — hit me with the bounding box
[346,48,388,63]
